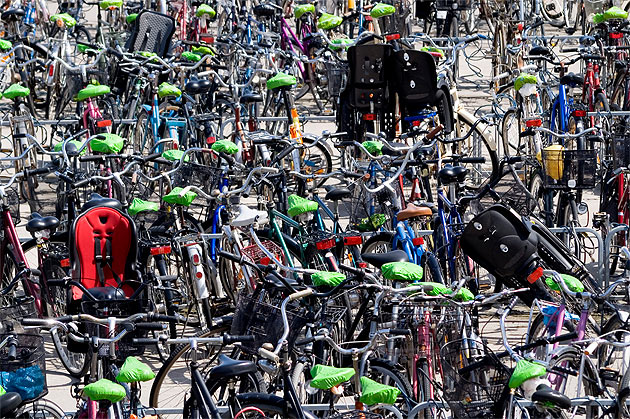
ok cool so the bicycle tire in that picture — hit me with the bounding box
[367,358,417,417]
[230,392,303,419]
[16,398,66,419]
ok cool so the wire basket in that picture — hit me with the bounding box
[0,296,37,334]
[241,240,284,265]
[230,294,310,355]
[326,61,348,98]
[435,0,472,10]
[172,161,224,191]
[472,164,537,217]
[541,148,596,189]
[4,184,20,224]
[584,0,605,17]
[613,135,630,169]
[440,339,510,418]
[328,411,383,419]
[0,333,47,402]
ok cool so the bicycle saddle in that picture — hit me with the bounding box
[0,392,22,417]
[210,354,257,379]
[529,46,551,56]
[559,72,583,87]
[82,287,127,302]
[325,187,352,201]
[184,79,212,95]
[396,202,433,222]
[1,9,25,22]
[232,205,268,227]
[361,250,409,268]
[438,165,468,185]
[239,93,264,104]
[253,3,276,17]
[531,384,572,410]
[26,212,60,233]
[80,193,123,212]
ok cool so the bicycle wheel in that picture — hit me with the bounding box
[546,345,600,418]
[16,398,66,418]
[0,248,19,306]
[366,358,416,418]
[501,107,522,156]
[557,197,584,260]
[149,326,232,413]
[230,393,302,419]
[454,112,499,190]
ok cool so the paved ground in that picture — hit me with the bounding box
[0,2,608,416]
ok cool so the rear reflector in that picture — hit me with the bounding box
[343,236,363,246]
[97,120,112,128]
[150,246,171,256]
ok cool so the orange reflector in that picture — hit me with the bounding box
[343,236,363,246]
[527,267,544,284]
[412,237,424,246]
[60,258,70,268]
[525,118,542,127]
[97,120,112,128]
[150,246,171,256]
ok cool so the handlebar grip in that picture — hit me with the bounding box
[338,263,364,277]
[562,47,579,53]
[258,347,279,362]
[344,171,364,179]
[79,155,106,163]
[295,336,317,346]
[134,322,167,331]
[154,157,173,166]
[223,334,256,344]
[218,151,237,166]
[289,288,314,301]
[21,318,46,327]
[25,167,51,177]
[147,314,179,323]
[506,156,523,164]
[217,250,242,263]
[426,125,444,140]
[131,338,161,345]
[134,152,162,163]
[107,47,123,59]
[57,173,74,184]
[460,157,486,164]
[55,315,74,323]
[7,339,17,361]
[388,328,411,336]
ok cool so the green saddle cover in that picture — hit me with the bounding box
[509,359,546,389]
[126,13,138,23]
[192,45,215,56]
[287,194,319,217]
[158,82,181,99]
[53,139,86,155]
[128,198,159,216]
[2,84,30,99]
[162,149,190,162]
[545,274,584,293]
[357,213,386,232]
[83,379,126,402]
[196,4,217,18]
[310,364,355,389]
[267,72,297,90]
[381,262,424,282]
[90,133,124,154]
[360,376,401,405]
[514,73,537,92]
[452,287,474,302]
[318,12,343,29]
[603,6,628,20]
[211,140,239,155]
[163,187,197,206]
[182,51,202,62]
[115,356,156,383]
[371,3,396,18]
[294,3,315,19]
[362,140,383,156]
[0,39,12,51]
[312,271,346,287]
[416,281,450,295]
[77,43,99,54]
[330,37,353,50]
[100,0,123,9]
[75,84,111,101]
[50,13,77,27]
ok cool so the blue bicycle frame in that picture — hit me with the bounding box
[549,81,576,145]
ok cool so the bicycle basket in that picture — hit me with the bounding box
[230,294,310,355]
[435,0,472,10]
[584,0,605,17]
[440,338,510,418]
[472,163,538,217]
[541,148,596,189]
[0,334,47,402]
[172,161,224,191]
[4,184,20,224]
[326,61,348,98]
[0,296,37,334]
[613,135,630,169]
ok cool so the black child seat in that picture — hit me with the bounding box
[388,49,453,132]
[346,43,392,110]
[124,10,176,57]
